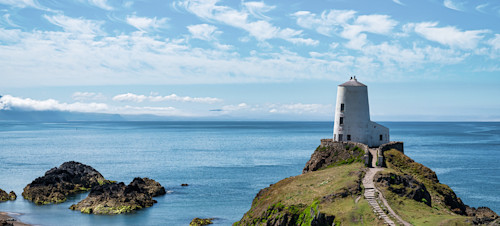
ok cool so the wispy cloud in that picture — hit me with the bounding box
[392,0,404,5]
[411,22,489,49]
[86,0,113,10]
[44,14,104,35]
[0,0,56,12]
[112,93,222,104]
[126,15,168,32]
[443,0,465,11]
[175,0,318,46]
[268,103,332,114]
[292,10,397,49]
[72,92,105,101]
[488,34,500,50]
[187,24,220,41]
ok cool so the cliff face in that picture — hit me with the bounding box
[235,142,499,226]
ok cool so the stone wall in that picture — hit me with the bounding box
[319,139,404,168]
[320,139,369,152]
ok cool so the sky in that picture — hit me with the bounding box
[0,0,499,121]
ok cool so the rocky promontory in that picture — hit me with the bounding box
[69,177,166,214]
[236,141,499,225]
[22,161,113,205]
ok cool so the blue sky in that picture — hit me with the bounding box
[0,0,499,121]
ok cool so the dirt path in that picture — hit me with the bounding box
[363,168,412,226]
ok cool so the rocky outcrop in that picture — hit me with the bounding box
[22,161,112,205]
[0,189,16,202]
[374,172,432,206]
[235,201,335,226]
[303,142,366,173]
[69,177,165,214]
[466,206,500,225]
[190,218,214,226]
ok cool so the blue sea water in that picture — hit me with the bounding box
[0,121,498,225]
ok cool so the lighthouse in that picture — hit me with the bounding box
[333,77,389,147]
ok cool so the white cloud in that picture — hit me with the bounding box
[187,24,220,40]
[112,93,222,104]
[443,0,465,11]
[0,95,108,112]
[221,103,249,111]
[0,0,55,12]
[126,15,168,32]
[72,92,105,101]
[488,34,500,50]
[175,0,317,45]
[292,10,397,49]
[412,22,489,49]
[112,93,148,102]
[392,0,404,5]
[1,13,18,27]
[267,103,331,114]
[243,1,275,20]
[87,0,113,10]
[44,14,104,35]
[0,95,197,117]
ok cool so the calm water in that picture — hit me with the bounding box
[0,121,498,225]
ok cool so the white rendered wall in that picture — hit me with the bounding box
[333,85,370,144]
[333,82,390,147]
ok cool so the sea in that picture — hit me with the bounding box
[0,121,499,225]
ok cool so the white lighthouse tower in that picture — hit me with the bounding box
[333,77,389,147]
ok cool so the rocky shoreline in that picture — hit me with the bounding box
[0,212,30,226]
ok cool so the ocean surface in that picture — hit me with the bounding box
[0,121,499,225]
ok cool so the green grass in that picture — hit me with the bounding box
[236,163,384,225]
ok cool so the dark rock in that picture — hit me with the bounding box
[190,217,214,226]
[22,161,112,205]
[466,206,500,225]
[0,219,13,226]
[70,177,166,214]
[303,142,366,173]
[181,183,189,186]
[0,189,15,202]
[130,177,166,197]
[374,172,432,207]
[0,189,9,202]
[8,191,16,201]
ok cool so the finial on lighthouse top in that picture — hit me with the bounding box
[340,76,366,87]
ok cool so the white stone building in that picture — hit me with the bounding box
[333,77,389,147]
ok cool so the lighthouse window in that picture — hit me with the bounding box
[339,117,344,125]
[379,134,383,141]
[340,103,344,112]
[339,134,343,141]
[347,135,351,141]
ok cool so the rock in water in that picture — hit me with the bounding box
[133,177,166,197]
[190,218,214,226]
[0,189,9,202]
[8,191,16,201]
[22,161,112,205]
[70,177,166,214]
[0,189,16,202]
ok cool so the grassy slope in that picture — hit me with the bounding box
[379,149,470,225]
[236,148,482,225]
[236,162,385,225]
